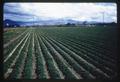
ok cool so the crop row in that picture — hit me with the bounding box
[4,31,31,78]
[4,29,30,59]
[4,28,28,44]
[4,27,117,79]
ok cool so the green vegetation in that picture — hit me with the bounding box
[3,26,118,79]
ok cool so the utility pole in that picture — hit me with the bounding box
[34,16,35,27]
[33,16,34,27]
[102,12,105,27]
[102,12,104,23]
[32,16,35,27]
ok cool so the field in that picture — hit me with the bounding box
[3,26,118,79]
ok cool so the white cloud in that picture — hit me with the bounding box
[4,3,117,22]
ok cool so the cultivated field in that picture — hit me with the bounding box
[3,26,118,79]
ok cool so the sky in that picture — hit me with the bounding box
[4,3,117,23]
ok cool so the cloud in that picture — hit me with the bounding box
[4,3,117,23]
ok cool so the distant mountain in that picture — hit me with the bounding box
[4,19,21,27]
[3,19,89,27]
[26,19,82,25]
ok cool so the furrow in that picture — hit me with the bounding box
[4,32,31,78]
[34,32,50,79]
[42,36,82,79]
[4,28,28,48]
[51,37,116,77]
[37,34,64,79]
[4,31,30,63]
[32,31,37,79]
[62,38,116,69]
[43,36,95,79]
[46,37,110,79]
[22,30,33,79]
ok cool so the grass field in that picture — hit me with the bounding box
[3,26,118,79]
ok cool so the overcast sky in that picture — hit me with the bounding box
[4,3,117,23]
